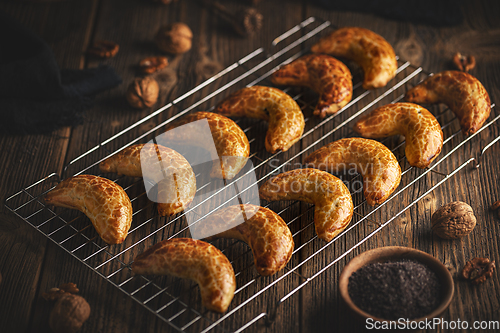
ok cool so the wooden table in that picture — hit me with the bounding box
[1,1,499,332]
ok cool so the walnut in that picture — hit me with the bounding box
[452,52,476,72]
[139,56,168,74]
[49,294,91,333]
[461,257,496,284]
[431,201,476,239]
[155,22,193,54]
[87,40,119,59]
[126,77,159,109]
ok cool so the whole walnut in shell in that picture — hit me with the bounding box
[126,77,159,109]
[155,22,193,54]
[431,201,476,239]
[49,294,91,333]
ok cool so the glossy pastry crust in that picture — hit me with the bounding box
[214,86,305,153]
[311,27,397,90]
[305,138,401,206]
[164,112,250,179]
[198,204,294,276]
[354,102,443,168]
[99,143,196,217]
[404,70,491,135]
[44,175,133,244]
[131,238,236,313]
[259,169,353,242]
[270,54,353,118]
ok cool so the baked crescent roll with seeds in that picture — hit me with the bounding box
[99,143,196,217]
[311,27,397,90]
[270,54,353,118]
[259,169,353,242]
[44,175,133,244]
[404,70,491,135]
[305,138,401,206]
[163,112,250,179]
[195,204,294,276]
[354,102,443,168]
[214,86,305,153]
[131,238,236,313]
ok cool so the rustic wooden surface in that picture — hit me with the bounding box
[1,1,499,332]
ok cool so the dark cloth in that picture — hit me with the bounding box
[0,11,122,135]
[314,0,464,26]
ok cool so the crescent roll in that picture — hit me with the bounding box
[305,138,401,206]
[99,143,196,217]
[270,54,353,118]
[131,238,236,313]
[163,112,250,179]
[405,70,491,135]
[214,86,305,153]
[311,27,397,90]
[354,102,443,168]
[44,175,133,244]
[196,204,294,276]
[259,169,353,242]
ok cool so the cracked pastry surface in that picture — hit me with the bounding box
[354,102,443,168]
[259,169,353,242]
[214,86,305,153]
[195,204,294,276]
[99,143,196,217]
[44,175,133,244]
[131,238,236,313]
[311,27,397,90]
[305,138,401,206]
[163,112,250,179]
[270,54,353,118]
[405,70,491,135]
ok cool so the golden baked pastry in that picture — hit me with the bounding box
[404,70,491,135]
[195,204,294,276]
[44,175,133,244]
[131,238,236,313]
[214,86,305,153]
[99,143,196,217]
[311,27,397,90]
[163,112,250,179]
[305,138,401,206]
[271,54,353,118]
[259,169,353,242]
[354,102,443,168]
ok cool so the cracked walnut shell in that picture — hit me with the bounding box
[431,201,476,239]
[126,77,159,109]
[139,56,168,74]
[155,22,193,54]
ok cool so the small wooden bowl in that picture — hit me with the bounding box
[339,246,454,327]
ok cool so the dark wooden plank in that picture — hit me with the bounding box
[2,1,500,333]
[0,1,99,332]
[24,1,305,332]
[303,1,500,332]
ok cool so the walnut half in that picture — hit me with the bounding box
[461,257,496,284]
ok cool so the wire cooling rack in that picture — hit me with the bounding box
[5,17,500,332]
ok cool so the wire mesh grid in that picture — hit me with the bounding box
[5,17,500,333]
